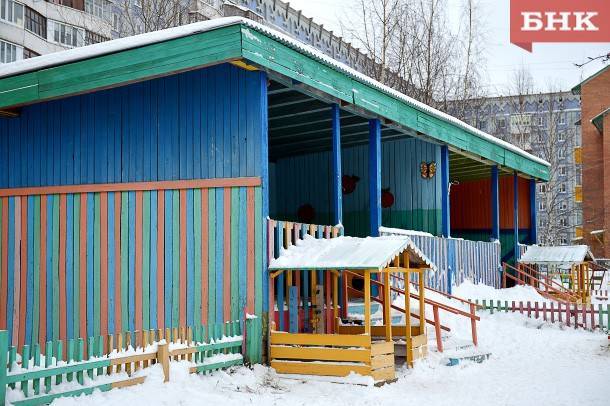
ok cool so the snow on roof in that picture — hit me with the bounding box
[519,245,593,265]
[269,235,436,271]
[378,226,434,237]
[0,17,549,172]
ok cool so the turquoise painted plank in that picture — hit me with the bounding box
[186,189,194,327]
[164,190,173,328]
[52,195,60,341]
[66,194,74,339]
[238,187,247,316]
[149,190,158,330]
[208,189,216,324]
[172,190,179,327]
[215,189,223,324]
[142,191,150,331]
[254,188,263,315]
[120,192,129,332]
[107,192,115,333]
[93,193,101,338]
[230,188,239,321]
[193,189,202,326]
[25,196,34,347]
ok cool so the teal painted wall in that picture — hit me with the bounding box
[270,137,442,236]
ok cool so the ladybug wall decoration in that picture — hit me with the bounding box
[342,175,360,195]
[420,161,437,179]
[381,188,395,208]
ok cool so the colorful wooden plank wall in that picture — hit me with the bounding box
[450,176,531,230]
[269,138,442,237]
[0,179,264,348]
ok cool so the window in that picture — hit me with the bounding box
[558,149,566,159]
[496,117,506,129]
[539,219,548,228]
[85,30,109,45]
[559,218,567,227]
[112,13,118,30]
[85,0,105,19]
[560,200,568,211]
[537,115,544,127]
[479,120,487,131]
[558,130,566,142]
[559,166,567,176]
[538,200,546,211]
[560,237,568,245]
[22,47,38,59]
[25,6,46,38]
[539,184,547,193]
[0,40,22,63]
[1,0,24,26]
[559,183,567,193]
[48,20,84,47]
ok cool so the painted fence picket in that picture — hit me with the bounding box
[473,300,610,333]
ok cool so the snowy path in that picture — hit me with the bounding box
[50,309,610,406]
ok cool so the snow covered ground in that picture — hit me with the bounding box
[49,283,610,406]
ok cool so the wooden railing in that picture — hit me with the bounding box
[1,318,262,405]
[502,262,579,303]
[474,299,610,332]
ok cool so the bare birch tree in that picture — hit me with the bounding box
[113,0,191,36]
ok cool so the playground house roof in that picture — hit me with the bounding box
[519,245,594,265]
[268,235,437,271]
[0,17,549,181]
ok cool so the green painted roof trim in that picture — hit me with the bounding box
[571,64,610,95]
[591,107,610,133]
[0,19,549,181]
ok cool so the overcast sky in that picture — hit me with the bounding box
[287,0,610,95]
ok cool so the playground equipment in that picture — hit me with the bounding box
[504,245,607,304]
[268,236,436,383]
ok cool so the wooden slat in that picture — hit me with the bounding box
[270,345,371,363]
[370,341,394,356]
[0,178,261,198]
[270,332,371,348]
[370,366,395,382]
[271,360,371,377]
[370,353,394,369]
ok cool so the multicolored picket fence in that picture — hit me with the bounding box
[474,299,610,332]
[0,178,266,350]
[0,317,261,405]
[379,230,502,292]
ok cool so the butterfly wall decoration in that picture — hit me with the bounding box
[420,161,437,179]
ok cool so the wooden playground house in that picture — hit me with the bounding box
[508,245,606,304]
[268,236,435,383]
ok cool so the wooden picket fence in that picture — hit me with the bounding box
[0,317,262,406]
[473,299,610,332]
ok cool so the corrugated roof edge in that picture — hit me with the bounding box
[0,17,549,171]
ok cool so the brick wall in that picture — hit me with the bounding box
[580,68,610,257]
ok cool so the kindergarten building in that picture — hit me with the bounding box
[0,17,549,351]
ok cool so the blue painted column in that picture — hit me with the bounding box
[529,179,537,245]
[331,104,342,226]
[369,119,381,237]
[491,166,500,241]
[513,172,520,261]
[259,71,270,313]
[441,145,450,237]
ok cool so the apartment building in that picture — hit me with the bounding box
[1,0,112,63]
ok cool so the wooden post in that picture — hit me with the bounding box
[433,305,442,352]
[383,271,392,342]
[331,104,343,226]
[157,341,170,382]
[418,270,425,336]
[369,119,381,237]
[364,270,371,336]
[341,272,348,319]
[404,259,413,366]
[469,303,478,346]
[333,272,339,326]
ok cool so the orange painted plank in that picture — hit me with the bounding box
[179,190,187,327]
[0,178,262,197]
[12,197,20,346]
[39,196,46,349]
[200,189,208,326]
[12,197,21,345]
[157,191,165,330]
[19,196,27,349]
[59,194,67,340]
[0,197,8,330]
[135,191,143,333]
[246,188,255,314]
[79,194,87,341]
[114,192,121,334]
[100,193,108,338]
[223,188,231,323]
